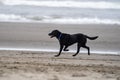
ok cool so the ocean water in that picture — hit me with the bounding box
[0,0,120,24]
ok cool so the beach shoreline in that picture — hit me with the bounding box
[1,0,120,79]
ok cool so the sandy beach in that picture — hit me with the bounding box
[0,22,120,80]
[0,51,120,80]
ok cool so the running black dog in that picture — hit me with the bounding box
[48,30,98,57]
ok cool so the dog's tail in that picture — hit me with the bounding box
[85,35,98,40]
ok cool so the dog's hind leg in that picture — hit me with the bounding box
[73,43,81,56]
[82,45,90,55]
[55,45,64,57]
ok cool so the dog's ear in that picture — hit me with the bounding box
[54,29,59,32]
[54,30,61,33]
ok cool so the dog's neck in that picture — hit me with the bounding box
[58,33,62,40]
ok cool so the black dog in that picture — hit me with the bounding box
[48,30,98,57]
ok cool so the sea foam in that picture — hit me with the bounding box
[1,0,120,9]
[0,14,120,25]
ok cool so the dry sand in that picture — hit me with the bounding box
[0,51,120,80]
[0,22,120,80]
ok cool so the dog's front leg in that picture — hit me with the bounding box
[55,45,63,57]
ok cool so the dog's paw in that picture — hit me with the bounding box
[72,53,78,57]
[64,49,69,51]
[54,55,60,57]
[72,54,76,57]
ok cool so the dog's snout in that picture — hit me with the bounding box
[48,33,51,36]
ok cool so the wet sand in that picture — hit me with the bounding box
[0,22,120,53]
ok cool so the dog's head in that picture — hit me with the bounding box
[48,30,61,38]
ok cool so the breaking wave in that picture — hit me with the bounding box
[1,0,120,9]
[0,14,120,25]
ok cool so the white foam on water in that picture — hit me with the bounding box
[0,14,30,21]
[42,17,120,25]
[1,0,120,9]
[0,14,120,25]
[0,48,119,55]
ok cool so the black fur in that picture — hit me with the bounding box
[48,30,98,57]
